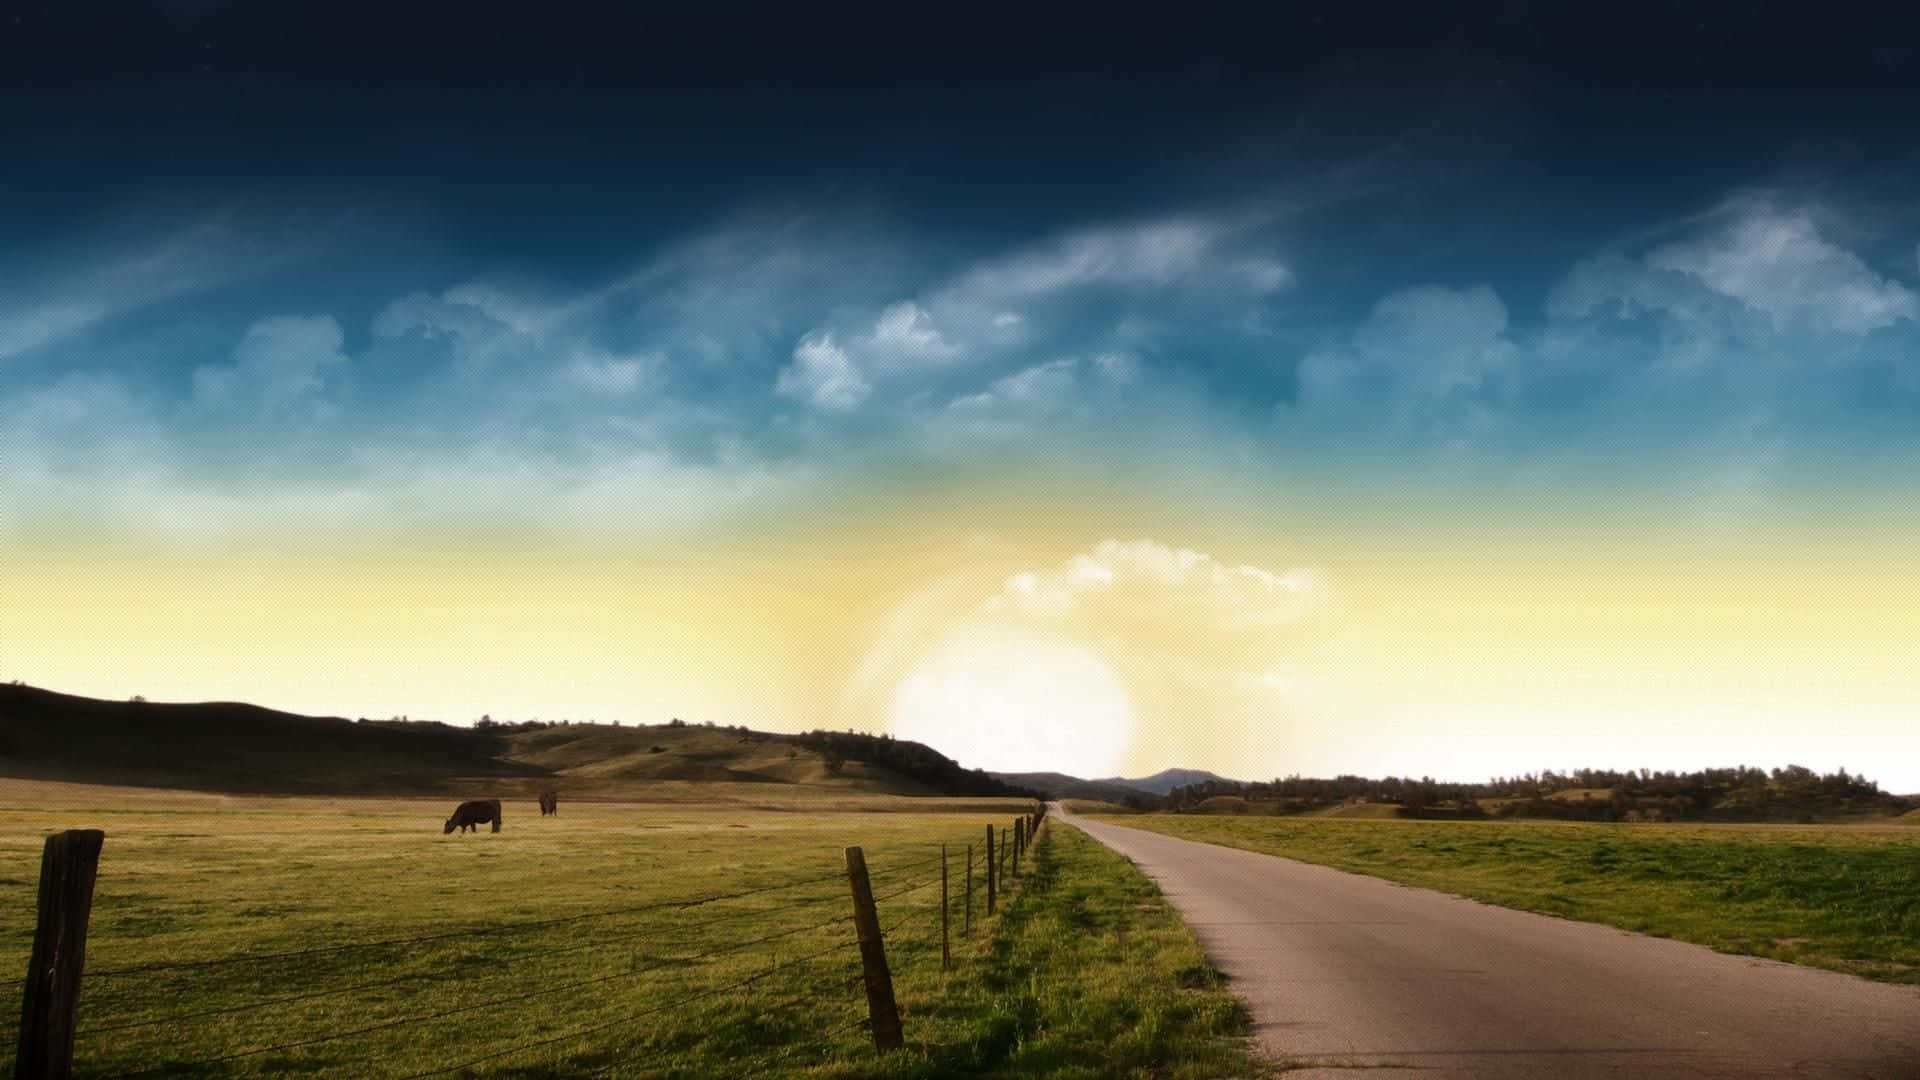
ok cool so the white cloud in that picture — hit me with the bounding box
[1550,199,1917,340]
[1295,284,1517,443]
[0,220,286,361]
[949,358,1079,413]
[560,348,661,395]
[867,301,961,366]
[192,315,350,419]
[0,302,111,360]
[1644,201,1916,335]
[985,538,1331,631]
[776,333,870,411]
[950,216,1290,302]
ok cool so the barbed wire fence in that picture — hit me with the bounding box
[10,803,1048,1078]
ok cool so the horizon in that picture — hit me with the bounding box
[6,6,1920,790]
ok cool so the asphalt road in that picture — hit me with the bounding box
[1056,804,1920,1078]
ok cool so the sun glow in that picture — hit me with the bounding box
[888,623,1136,777]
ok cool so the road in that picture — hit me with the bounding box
[1055,804,1920,1078]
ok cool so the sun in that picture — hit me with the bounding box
[888,622,1136,777]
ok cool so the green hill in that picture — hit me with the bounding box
[0,683,1016,798]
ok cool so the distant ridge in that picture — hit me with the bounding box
[1095,767,1240,796]
[990,766,1242,803]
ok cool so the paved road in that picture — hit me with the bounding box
[1056,804,1920,1078]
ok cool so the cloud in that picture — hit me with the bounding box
[777,210,1291,412]
[0,220,287,361]
[776,333,870,410]
[192,315,350,419]
[984,538,1332,633]
[951,217,1290,300]
[1643,200,1916,335]
[948,358,1080,414]
[1294,284,1518,444]
[560,348,661,395]
[867,301,961,366]
[1549,197,1917,340]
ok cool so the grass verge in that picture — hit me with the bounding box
[1089,814,1920,984]
[833,820,1260,1079]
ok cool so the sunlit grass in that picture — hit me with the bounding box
[1,781,1256,1076]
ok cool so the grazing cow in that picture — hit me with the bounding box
[538,791,558,816]
[444,798,502,834]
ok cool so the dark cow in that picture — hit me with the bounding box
[444,799,502,834]
[538,791,558,816]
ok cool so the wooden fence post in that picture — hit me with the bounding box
[16,829,105,1080]
[964,843,973,935]
[1010,821,1020,879]
[985,824,996,915]
[940,844,951,971]
[844,846,903,1052]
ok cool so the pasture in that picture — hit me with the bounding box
[1091,812,1920,983]
[2,781,1253,1077]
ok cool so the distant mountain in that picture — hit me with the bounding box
[990,766,1243,803]
[1096,767,1241,796]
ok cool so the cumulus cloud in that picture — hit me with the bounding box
[1644,201,1916,335]
[192,315,350,419]
[1549,198,1917,340]
[776,333,870,410]
[983,538,1332,633]
[867,301,961,365]
[1295,284,1518,443]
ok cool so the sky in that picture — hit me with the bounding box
[5,3,1919,789]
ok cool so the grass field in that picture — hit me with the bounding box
[2,780,1253,1077]
[1090,813,1920,984]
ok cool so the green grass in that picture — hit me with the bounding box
[1090,813,1920,984]
[839,822,1259,1079]
[0,780,1254,1077]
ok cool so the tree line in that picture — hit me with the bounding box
[1161,764,1911,822]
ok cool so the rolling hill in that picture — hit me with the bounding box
[1097,767,1240,795]
[0,683,1027,799]
[989,771,1154,805]
[990,767,1243,804]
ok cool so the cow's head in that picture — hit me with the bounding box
[443,817,457,834]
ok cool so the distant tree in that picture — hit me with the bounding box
[129,694,147,703]
[822,750,847,776]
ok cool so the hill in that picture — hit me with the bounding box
[990,771,1156,806]
[0,682,534,793]
[0,683,1029,799]
[1097,767,1239,796]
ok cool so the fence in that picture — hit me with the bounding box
[11,803,1048,1078]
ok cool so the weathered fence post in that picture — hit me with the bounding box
[985,825,996,915]
[16,829,105,1080]
[940,843,951,971]
[844,846,903,1052]
[964,843,973,935]
[1010,821,1020,879]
